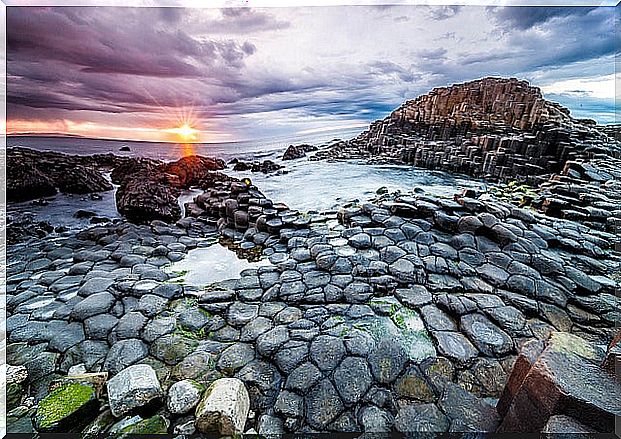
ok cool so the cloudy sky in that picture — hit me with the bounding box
[6,5,619,143]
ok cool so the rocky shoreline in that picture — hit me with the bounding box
[6,77,621,436]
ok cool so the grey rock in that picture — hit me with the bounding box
[85,314,119,340]
[305,379,344,429]
[107,364,163,417]
[227,302,259,327]
[359,405,393,432]
[395,286,432,307]
[433,331,478,365]
[368,339,408,384]
[275,390,304,418]
[285,362,322,393]
[167,379,203,414]
[71,292,116,320]
[395,403,449,433]
[333,356,372,404]
[217,343,255,374]
[310,335,346,372]
[104,339,148,375]
[460,313,514,357]
[114,312,148,340]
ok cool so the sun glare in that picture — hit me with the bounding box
[167,123,200,142]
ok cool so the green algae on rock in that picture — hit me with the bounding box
[33,382,99,432]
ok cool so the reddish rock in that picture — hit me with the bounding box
[497,332,621,433]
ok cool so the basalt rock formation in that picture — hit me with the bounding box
[315,77,619,183]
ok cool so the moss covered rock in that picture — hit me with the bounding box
[33,382,99,432]
[114,415,169,437]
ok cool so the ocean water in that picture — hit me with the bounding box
[7,129,485,227]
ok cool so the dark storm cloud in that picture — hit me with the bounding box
[6,7,281,117]
[7,8,256,78]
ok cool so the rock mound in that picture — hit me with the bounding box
[282,144,318,160]
[315,77,619,183]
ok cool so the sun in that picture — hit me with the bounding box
[167,123,200,142]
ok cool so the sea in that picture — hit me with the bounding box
[7,129,486,230]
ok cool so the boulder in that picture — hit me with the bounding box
[167,379,204,415]
[194,378,250,435]
[106,364,163,417]
[282,144,318,160]
[33,382,99,432]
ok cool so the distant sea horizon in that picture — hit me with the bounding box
[6,127,364,162]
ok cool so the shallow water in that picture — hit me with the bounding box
[227,159,486,212]
[165,243,271,287]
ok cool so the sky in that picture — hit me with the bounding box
[5,5,620,143]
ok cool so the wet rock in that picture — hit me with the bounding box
[282,144,318,160]
[433,331,479,365]
[217,343,255,374]
[394,365,435,402]
[359,405,393,432]
[150,334,198,365]
[333,356,373,405]
[107,364,163,417]
[395,286,432,307]
[439,382,500,432]
[195,378,250,435]
[71,292,115,320]
[103,339,148,375]
[285,362,322,393]
[310,335,346,372]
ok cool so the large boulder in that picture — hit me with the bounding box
[114,155,227,224]
[195,378,250,435]
[160,155,225,187]
[106,364,163,417]
[115,175,182,224]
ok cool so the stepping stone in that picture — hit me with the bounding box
[368,339,408,384]
[460,313,514,357]
[305,379,344,430]
[433,331,479,365]
[333,356,372,404]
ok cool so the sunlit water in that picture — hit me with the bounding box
[165,244,271,287]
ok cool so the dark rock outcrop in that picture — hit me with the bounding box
[7,160,57,201]
[282,144,318,160]
[233,159,285,174]
[7,148,123,202]
[114,155,227,224]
